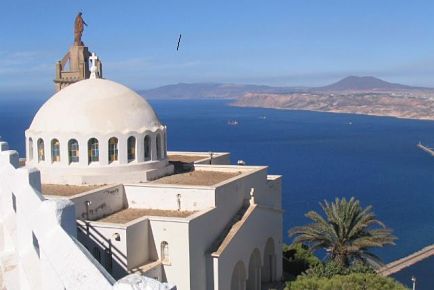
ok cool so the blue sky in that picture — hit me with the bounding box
[2,0,434,95]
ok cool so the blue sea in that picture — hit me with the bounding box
[2,97,434,286]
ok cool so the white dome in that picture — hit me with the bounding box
[28,78,162,134]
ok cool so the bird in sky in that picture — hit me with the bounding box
[177,34,182,51]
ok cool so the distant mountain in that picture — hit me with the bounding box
[317,76,421,91]
[139,83,293,99]
[139,77,428,100]
[233,76,434,121]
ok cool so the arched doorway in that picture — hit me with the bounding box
[231,260,246,290]
[68,139,79,163]
[156,133,162,160]
[144,135,151,161]
[127,136,136,162]
[262,237,276,282]
[37,138,45,162]
[247,248,262,290]
[51,139,60,162]
[108,137,118,163]
[88,138,99,163]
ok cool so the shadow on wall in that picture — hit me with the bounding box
[77,222,128,280]
[76,221,169,283]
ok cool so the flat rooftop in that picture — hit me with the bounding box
[168,154,208,163]
[97,208,195,224]
[41,184,103,197]
[152,170,242,186]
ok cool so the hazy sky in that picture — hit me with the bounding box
[2,0,434,95]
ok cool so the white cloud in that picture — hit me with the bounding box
[104,57,203,73]
[0,51,52,75]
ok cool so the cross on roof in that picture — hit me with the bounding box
[89,52,99,79]
[90,52,98,66]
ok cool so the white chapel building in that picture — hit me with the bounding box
[0,28,283,290]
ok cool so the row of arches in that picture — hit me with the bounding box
[231,238,276,290]
[28,134,165,164]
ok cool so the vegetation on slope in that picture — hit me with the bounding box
[288,197,396,268]
[284,197,406,289]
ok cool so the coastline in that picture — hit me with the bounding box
[231,103,434,122]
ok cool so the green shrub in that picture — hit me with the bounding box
[285,273,408,290]
[283,243,321,279]
[305,260,375,278]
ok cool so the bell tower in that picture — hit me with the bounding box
[54,13,102,92]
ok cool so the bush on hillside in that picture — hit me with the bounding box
[285,272,408,290]
[283,243,321,279]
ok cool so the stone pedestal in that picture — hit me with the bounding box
[54,45,99,92]
[69,45,90,77]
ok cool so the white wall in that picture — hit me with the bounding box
[188,208,224,290]
[66,184,127,220]
[125,165,282,290]
[25,129,172,185]
[212,205,283,290]
[124,184,215,211]
[167,151,231,165]
[77,217,150,279]
[267,175,282,210]
[0,139,283,290]
[213,166,267,226]
[77,220,129,280]
[0,143,115,290]
[126,218,149,269]
[148,217,190,290]
[26,129,167,167]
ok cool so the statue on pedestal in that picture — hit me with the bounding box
[74,12,87,46]
[54,13,102,91]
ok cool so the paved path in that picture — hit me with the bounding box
[378,244,434,276]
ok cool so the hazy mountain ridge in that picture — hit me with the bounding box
[139,76,434,120]
[315,76,423,91]
[139,83,295,99]
[233,76,434,121]
[140,76,431,99]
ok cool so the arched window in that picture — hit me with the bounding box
[247,249,262,290]
[127,136,136,162]
[144,135,151,161]
[68,139,79,163]
[108,137,118,163]
[231,261,246,290]
[164,131,168,158]
[262,237,276,282]
[156,134,162,160]
[37,138,45,162]
[161,132,166,158]
[51,139,60,162]
[88,138,99,163]
[28,138,33,161]
[161,241,169,263]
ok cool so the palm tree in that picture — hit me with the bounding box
[288,197,396,268]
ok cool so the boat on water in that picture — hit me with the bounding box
[227,120,239,126]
